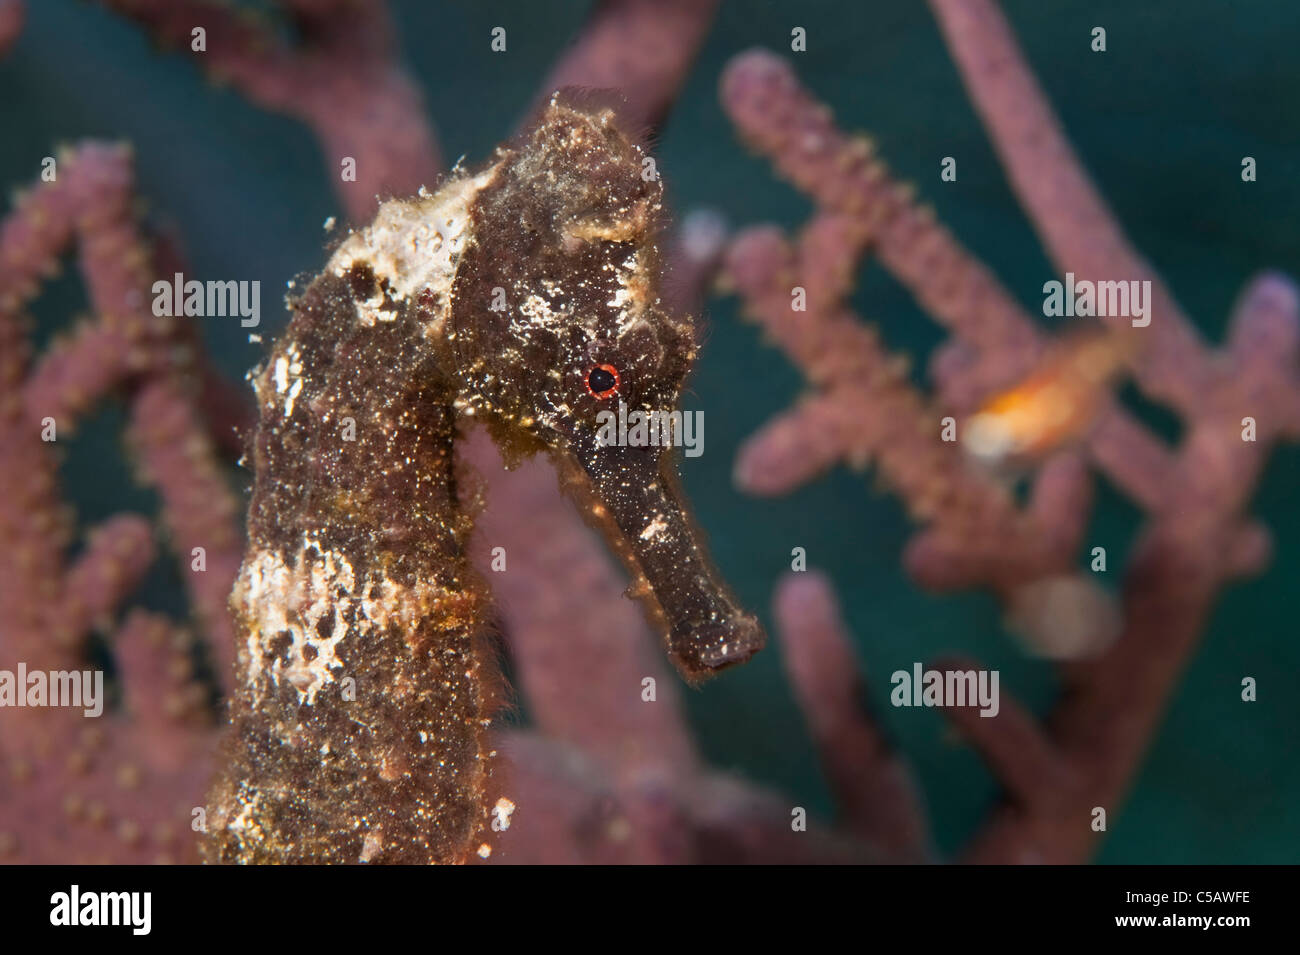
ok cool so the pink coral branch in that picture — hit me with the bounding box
[722,49,1040,366]
[716,0,1300,864]
[23,325,129,428]
[0,0,22,57]
[775,572,930,860]
[962,525,1225,863]
[97,0,442,221]
[721,48,1182,509]
[63,515,157,640]
[0,143,242,862]
[532,0,721,133]
[493,731,875,864]
[723,220,1077,597]
[1224,272,1300,437]
[927,0,1212,412]
[734,392,854,494]
[127,379,243,687]
[933,656,1074,809]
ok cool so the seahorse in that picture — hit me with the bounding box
[201,94,766,864]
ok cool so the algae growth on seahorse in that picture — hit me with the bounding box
[202,93,766,864]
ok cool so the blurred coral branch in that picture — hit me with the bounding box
[719,0,1299,863]
[0,0,23,58]
[529,0,721,132]
[96,0,443,221]
[0,143,242,862]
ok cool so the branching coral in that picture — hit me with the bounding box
[0,142,242,862]
[95,0,443,221]
[718,0,1300,863]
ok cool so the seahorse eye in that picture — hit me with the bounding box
[585,363,620,399]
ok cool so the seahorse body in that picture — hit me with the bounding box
[204,95,764,864]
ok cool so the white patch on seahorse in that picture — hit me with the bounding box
[233,537,462,706]
[226,791,263,839]
[326,163,503,335]
[607,252,653,337]
[519,292,570,328]
[271,345,305,417]
[607,254,638,308]
[284,377,303,417]
[235,539,359,705]
[358,828,384,863]
[639,513,669,541]
[234,539,360,705]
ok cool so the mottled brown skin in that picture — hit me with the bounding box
[204,265,497,864]
[452,98,765,677]
[204,94,764,865]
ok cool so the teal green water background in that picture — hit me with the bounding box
[2,1,1296,861]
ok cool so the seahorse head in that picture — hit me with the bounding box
[445,93,765,680]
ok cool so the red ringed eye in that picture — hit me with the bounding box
[585,363,620,399]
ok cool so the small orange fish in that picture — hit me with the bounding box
[963,331,1134,463]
